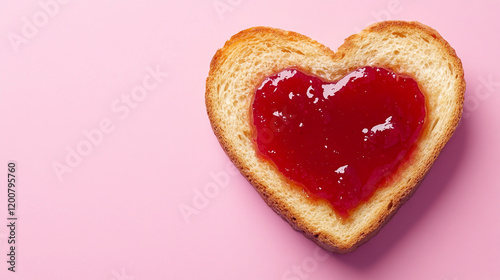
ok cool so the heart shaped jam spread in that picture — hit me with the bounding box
[252,66,426,218]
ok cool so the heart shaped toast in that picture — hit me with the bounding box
[205,21,465,253]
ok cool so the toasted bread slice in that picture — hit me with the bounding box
[205,21,465,253]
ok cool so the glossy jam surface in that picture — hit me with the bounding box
[252,67,426,217]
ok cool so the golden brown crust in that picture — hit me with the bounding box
[206,21,465,253]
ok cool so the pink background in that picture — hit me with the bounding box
[1,0,499,279]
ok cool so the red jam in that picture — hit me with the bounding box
[252,67,426,218]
